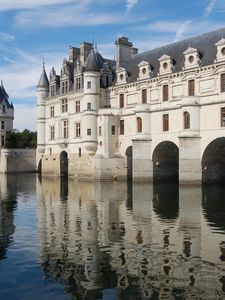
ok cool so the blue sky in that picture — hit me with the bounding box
[0,0,225,130]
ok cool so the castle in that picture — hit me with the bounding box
[37,27,225,183]
[0,82,14,147]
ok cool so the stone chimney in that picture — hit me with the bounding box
[80,42,93,65]
[115,36,133,70]
[68,46,80,63]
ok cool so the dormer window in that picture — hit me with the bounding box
[116,67,127,85]
[158,55,173,75]
[138,61,151,80]
[183,47,200,69]
[215,38,225,62]
[2,105,5,113]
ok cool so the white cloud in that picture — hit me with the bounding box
[0,32,15,41]
[126,0,138,11]
[204,0,217,18]
[174,20,192,42]
[0,0,75,11]
[15,2,127,27]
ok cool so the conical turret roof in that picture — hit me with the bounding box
[84,49,104,72]
[37,65,49,89]
[0,81,13,108]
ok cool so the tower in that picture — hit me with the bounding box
[82,49,103,155]
[36,64,49,166]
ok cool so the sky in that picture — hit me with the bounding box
[1,0,225,131]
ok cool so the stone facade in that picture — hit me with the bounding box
[37,27,225,183]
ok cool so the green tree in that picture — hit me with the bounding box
[5,130,37,148]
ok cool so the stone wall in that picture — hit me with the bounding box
[0,149,36,173]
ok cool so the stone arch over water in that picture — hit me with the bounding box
[202,137,225,182]
[60,151,68,177]
[152,141,179,181]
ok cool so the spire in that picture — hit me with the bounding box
[37,63,49,89]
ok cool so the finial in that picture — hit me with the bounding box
[0,79,3,86]
[95,43,98,51]
[43,59,45,70]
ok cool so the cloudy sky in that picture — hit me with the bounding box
[0,0,225,130]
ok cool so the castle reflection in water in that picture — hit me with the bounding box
[35,177,225,299]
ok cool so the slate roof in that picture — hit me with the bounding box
[84,49,106,72]
[0,82,13,108]
[126,27,225,82]
[37,66,49,89]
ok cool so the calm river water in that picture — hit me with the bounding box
[0,174,225,299]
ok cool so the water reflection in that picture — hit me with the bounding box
[36,178,225,299]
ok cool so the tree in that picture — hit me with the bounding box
[5,130,37,149]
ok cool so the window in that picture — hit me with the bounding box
[221,108,225,127]
[111,125,115,135]
[188,80,195,96]
[163,114,169,131]
[106,76,109,87]
[50,85,55,97]
[137,117,142,133]
[65,81,68,93]
[184,112,190,129]
[63,120,68,138]
[79,148,81,157]
[61,98,68,113]
[120,94,124,108]
[120,120,124,135]
[61,81,65,94]
[87,102,91,110]
[75,101,80,113]
[50,106,54,117]
[87,81,91,89]
[163,85,169,101]
[221,74,225,92]
[75,123,81,138]
[1,121,4,130]
[1,135,5,147]
[87,128,91,136]
[142,89,147,104]
[50,126,55,140]
[76,77,81,90]
[99,126,102,136]
[2,105,5,113]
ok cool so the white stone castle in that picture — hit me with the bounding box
[0,81,14,147]
[37,27,225,183]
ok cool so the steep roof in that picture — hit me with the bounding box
[84,49,105,72]
[37,66,49,89]
[127,27,225,82]
[0,82,13,108]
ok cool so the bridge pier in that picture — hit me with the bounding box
[179,136,202,184]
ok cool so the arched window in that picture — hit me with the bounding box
[137,117,142,133]
[184,111,190,129]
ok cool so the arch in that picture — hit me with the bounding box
[60,151,68,177]
[125,146,133,181]
[202,137,225,182]
[152,141,179,181]
[183,111,190,129]
[136,117,142,133]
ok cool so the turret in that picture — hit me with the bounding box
[37,64,49,157]
[82,49,103,155]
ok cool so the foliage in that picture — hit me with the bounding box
[5,129,37,149]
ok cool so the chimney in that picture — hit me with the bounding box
[80,42,93,65]
[68,46,80,63]
[115,36,133,70]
